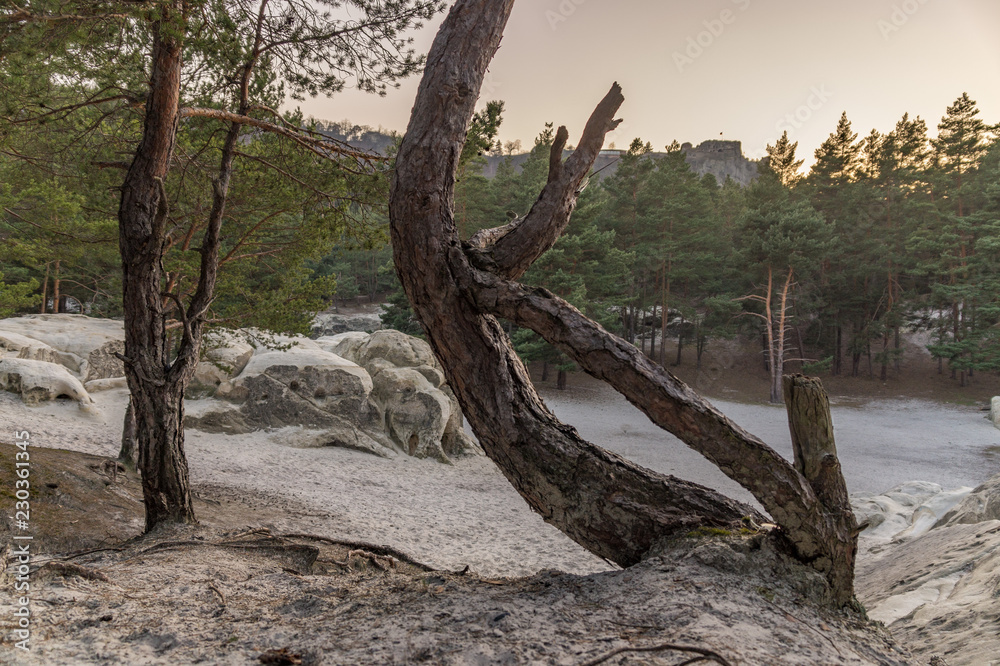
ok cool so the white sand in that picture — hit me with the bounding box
[2,388,608,578]
[5,383,1000,664]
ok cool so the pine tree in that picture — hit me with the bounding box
[765,131,805,188]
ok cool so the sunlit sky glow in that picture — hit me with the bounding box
[295,0,1000,168]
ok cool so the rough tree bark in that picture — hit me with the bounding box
[783,375,856,603]
[117,3,197,529]
[389,0,859,605]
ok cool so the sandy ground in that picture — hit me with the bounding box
[1,372,996,664]
[0,388,608,578]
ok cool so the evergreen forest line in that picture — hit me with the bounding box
[4,91,1000,402]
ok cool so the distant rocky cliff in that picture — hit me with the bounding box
[483,139,759,186]
[311,119,759,187]
[680,140,759,186]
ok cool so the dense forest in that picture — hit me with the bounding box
[388,96,1000,399]
[3,83,999,401]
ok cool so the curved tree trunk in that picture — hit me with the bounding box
[390,0,858,605]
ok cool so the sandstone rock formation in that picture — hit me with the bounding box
[0,357,93,406]
[935,474,1000,526]
[311,310,384,337]
[990,396,1000,429]
[680,140,759,186]
[321,329,478,459]
[482,140,759,187]
[0,314,478,462]
[854,478,1000,664]
[0,314,125,382]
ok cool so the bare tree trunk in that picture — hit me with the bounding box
[783,375,857,605]
[893,326,903,375]
[675,315,684,367]
[52,260,61,314]
[880,331,889,382]
[659,262,668,366]
[390,0,858,606]
[762,267,779,403]
[39,263,49,314]
[833,325,842,376]
[649,307,657,361]
[557,368,567,390]
[772,267,793,404]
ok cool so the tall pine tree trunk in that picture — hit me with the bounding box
[118,8,196,529]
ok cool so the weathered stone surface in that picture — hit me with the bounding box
[187,347,395,457]
[1,315,479,462]
[356,329,440,371]
[935,473,1000,527]
[440,385,478,457]
[203,332,254,376]
[680,140,758,186]
[0,314,124,381]
[276,424,394,459]
[334,330,479,459]
[85,377,129,393]
[311,311,383,337]
[184,400,252,434]
[315,332,370,363]
[0,358,93,406]
[0,330,42,354]
[234,349,374,427]
[370,366,452,461]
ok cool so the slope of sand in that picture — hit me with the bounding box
[0,388,608,577]
[3,381,996,664]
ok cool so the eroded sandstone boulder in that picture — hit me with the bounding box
[0,314,124,382]
[0,314,478,461]
[935,474,1000,527]
[191,331,256,392]
[0,357,93,406]
[318,330,479,459]
[370,365,452,460]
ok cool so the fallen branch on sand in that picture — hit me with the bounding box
[578,641,734,666]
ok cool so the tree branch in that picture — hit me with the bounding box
[466,84,623,279]
[463,267,838,566]
[178,107,386,167]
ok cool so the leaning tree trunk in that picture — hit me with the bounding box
[390,0,859,605]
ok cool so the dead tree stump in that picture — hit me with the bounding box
[783,374,858,604]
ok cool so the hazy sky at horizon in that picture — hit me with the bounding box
[295,0,1000,166]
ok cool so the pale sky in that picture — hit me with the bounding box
[296,0,1000,167]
